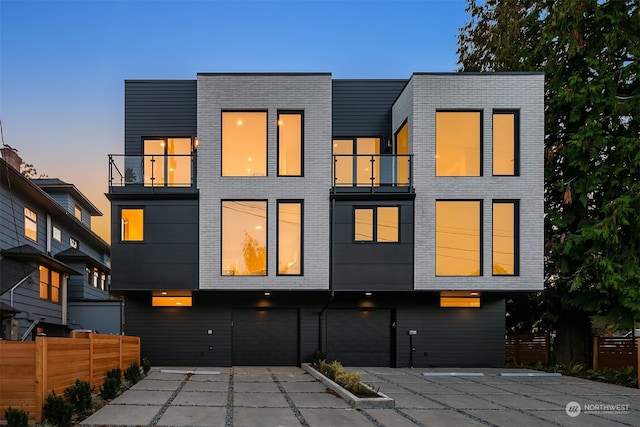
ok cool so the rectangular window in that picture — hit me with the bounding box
[51,271,60,303]
[121,208,144,241]
[222,112,267,176]
[436,201,481,276]
[332,138,380,186]
[144,138,193,186]
[24,207,37,241]
[277,201,302,275]
[52,226,61,242]
[440,291,481,308]
[69,237,78,249]
[493,200,519,275]
[278,111,303,176]
[394,120,409,186]
[354,206,399,243]
[74,204,82,220]
[493,111,519,175]
[222,201,267,275]
[436,111,482,176]
[151,290,192,307]
[39,266,49,300]
[38,266,60,303]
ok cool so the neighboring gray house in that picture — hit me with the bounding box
[0,148,120,339]
[108,72,544,367]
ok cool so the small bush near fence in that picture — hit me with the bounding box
[43,392,73,427]
[5,407,29,427]
[124,361,142,385]
[100,368,123,400]
[64,379,94,412]
[142,357,151,375]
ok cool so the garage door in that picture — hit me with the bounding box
[326,309,392,366]
[232,308,298,365]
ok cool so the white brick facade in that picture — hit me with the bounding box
[197,74,332,290]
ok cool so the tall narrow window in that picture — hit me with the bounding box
[493,201,519,275]
[333,139,353,186]
[51,271,60,303]
[377,207,399,243]
[395,121,409,186]
[74,204,82,220]
[222,201,267,276]
[354,207,399,243]
[39,266,49,300]
[354,208,374,241]
[24,207,37,241]
[278,112,303,176]
[493,111,519,175]
[436,111,481,176]
[144,139,165,186]
[436,201,481,276]
[222,112,267,176]
[278,201,302,275]
[121,208,144,241]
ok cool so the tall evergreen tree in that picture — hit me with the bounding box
[458,0,640,364]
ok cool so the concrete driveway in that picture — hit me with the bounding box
[80,366,640,427]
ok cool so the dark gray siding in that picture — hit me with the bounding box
[125,80,197,155]
[110,199,198,290]
[333,200,414,291]
[332,80,407,141]
[232,309,298,365]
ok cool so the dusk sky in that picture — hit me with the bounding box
[0,0,469,242]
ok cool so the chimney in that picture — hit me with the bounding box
[0,146,23,171]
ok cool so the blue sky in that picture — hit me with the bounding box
[0,0,469,240]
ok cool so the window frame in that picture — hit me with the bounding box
[142,136,195,187]
[435,110,483,177]
[221,110,268,177]
[74,204,82,221]
[435,199,483,276]
[277,110,304,177]
[120,207,144,242]
[52,225,62,242]
[39,265,61,304]
[492,110,520,176]
[221,199,268,276]
[276,200,304,276]
[24,206,38,242]
[353,206,400,243]
[492,199,520,276]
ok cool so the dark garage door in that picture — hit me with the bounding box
[232,308,299,365]
[326,309,392,366]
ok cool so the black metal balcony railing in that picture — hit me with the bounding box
[108,154,196,189]
[332,154,413,193]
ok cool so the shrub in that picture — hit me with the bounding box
[141,356,151,375]
[310,349,327,366]
[317,359,379,398]
[318,360,342,381]
[100,368,123,400]
[43,391,73,427]
[124,361,142,385]
[5,407,29,427]
[64,379,94,412]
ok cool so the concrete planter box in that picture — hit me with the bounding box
[301,363,395,409]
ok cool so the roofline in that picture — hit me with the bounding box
[411,71,545,76]
[197,72,332,77]
[32,182,102,216]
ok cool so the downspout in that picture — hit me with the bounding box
[46,214,52,254]
[61,274,68,325]
[9,275,32,307]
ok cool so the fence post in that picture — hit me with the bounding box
[637,338,639,389]
[89,333,94,387]
[119,335,123,371]
[34,336,46,423]
[593,337,599,371]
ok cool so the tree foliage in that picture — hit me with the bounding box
[458,0,640,360]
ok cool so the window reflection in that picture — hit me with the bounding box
[222,112,267,176]
[436,201,481,276]
[222,201,267,275]
[278,202,302,275]
[493,112,517,175]
[121,209,144,241]
[278,112,302,176]
[436,112,481,176]
[493,201,517,275]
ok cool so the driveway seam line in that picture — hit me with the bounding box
[226,367,234,427]
[147,373,191,426]
[268,368,310,426]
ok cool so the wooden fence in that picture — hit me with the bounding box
[593,337,638,372]
[0,333,139,423]
[505,333,550,365]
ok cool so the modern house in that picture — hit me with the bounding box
[107,72,544,367]
[0,148,118,340]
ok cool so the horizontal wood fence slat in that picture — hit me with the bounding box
[0,333,139,423]
[505,333,550,365]
[593,337,638,373]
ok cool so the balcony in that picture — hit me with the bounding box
[108,154,196,193]
[332,154,414,194]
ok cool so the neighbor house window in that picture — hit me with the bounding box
[493,200,519,275]
[435,201,481,276]
[222,201,267,275]
[277,201,302,275]
[69,237,78,249]
[436,111,481,176]
[39,266,60,303]
[493,111,519,175]
[24,207,37,241]
[144,137,193,186]
[121,208,144,241]
[222,112,267,176]
[52,226,61,242]
[74,204,82,220]
[354,206,399,243]
[278,111,303,176]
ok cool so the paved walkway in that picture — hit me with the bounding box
[81,366,640,427]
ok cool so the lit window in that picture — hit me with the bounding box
[39,266,49,300]
[222,112,267,176]
[51,271,60,303]
[24,207,37,241]
[278,112,303,176]
[144,138,192,186]
[440,291,481,307]
[332,138,380,186]
[39,266,60,303]
[395,121,409,186]
[493,111,519,175]
[222,201,267,276]
[74,204,82,220]
[121,208,144,241]
[52,226,61,242]
[493,201,519,275]
[354,207,399,243]
[277,201,302,275]
[436,201,481,276]
[152,290,192,307]
[436,111,481,176]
